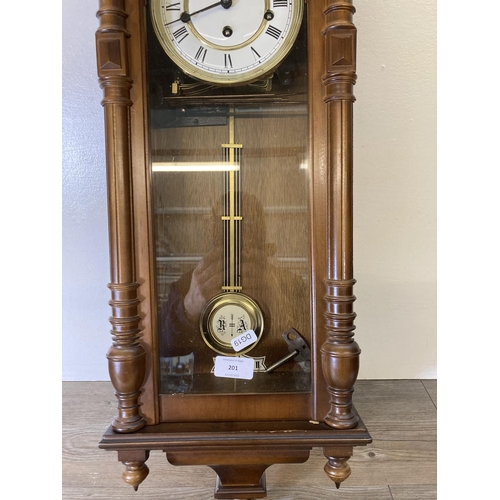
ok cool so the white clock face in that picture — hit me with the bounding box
[151,0,304,85]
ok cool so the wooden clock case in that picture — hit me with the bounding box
[95,0,371,497]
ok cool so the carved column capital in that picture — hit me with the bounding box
[322,0,357,103]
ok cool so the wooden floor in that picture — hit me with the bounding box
[62,380,436,499]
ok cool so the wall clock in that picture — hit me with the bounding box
[96,0,371,497]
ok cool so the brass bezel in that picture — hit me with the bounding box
[200,292,264,355]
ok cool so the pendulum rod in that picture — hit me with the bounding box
[222,107,243,293]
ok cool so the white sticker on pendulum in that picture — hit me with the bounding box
[231,329,258,352]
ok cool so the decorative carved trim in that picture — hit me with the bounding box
[96,33,129,75]
[324,279,357,338]
[121,461,149,492]
[96,0,146,434]
[320,0,360,430]
[322,0,357,103]
[118,449,150,491]
[323,446,353,489]
[323,1,356,29]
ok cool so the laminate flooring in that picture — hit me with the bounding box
[62,380,437,499]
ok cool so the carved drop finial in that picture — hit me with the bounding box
[324,455,352,488]
[121,461,149,491]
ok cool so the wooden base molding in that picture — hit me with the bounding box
[100,416,371,497]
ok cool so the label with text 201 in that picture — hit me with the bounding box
[214,356,254,380]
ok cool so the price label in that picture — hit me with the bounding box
[214,356,254,380]
[231,329,258,352]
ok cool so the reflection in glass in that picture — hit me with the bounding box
[152,104,311,394]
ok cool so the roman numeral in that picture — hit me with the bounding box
[164,2,180,10]
[265,25,282,40]
[172,26,189,43]
[224,53,233,68]
[195,46,207,62]
[251,46,261,60]
[273,0,288,7]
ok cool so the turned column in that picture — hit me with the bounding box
[320,0,360,430]
[96,0,147,434]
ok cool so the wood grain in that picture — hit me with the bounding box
[353,380,437,441]
[390,484,438,500]
[63,380,436,499]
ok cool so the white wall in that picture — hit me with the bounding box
[353,0,436,379]
[62,0,437,381]
[62,1,111,379]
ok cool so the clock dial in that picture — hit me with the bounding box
[151,0,304,85]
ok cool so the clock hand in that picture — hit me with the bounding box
[166,0,232,26]
[187,0,233,19]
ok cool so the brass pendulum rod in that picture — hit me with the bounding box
[221,108,243,293]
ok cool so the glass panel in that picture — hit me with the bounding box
[148,7,311,395]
